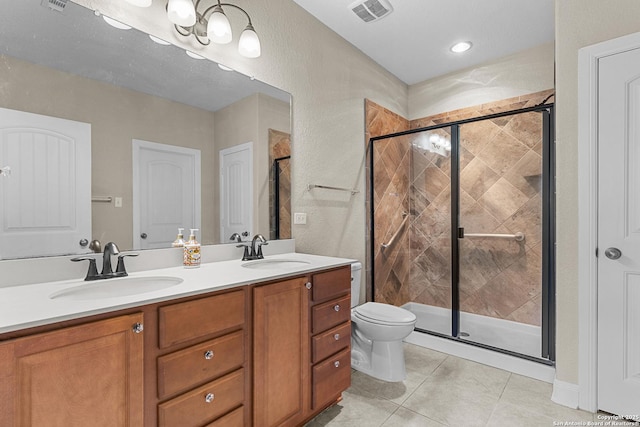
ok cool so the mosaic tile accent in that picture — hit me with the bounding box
[366,90,553,327]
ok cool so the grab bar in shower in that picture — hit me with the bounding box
[307,184,359,195]
[381,212,409,250]
[458,228,525,242]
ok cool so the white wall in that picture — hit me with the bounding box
[555,0,640,386]
[408,43,554,119]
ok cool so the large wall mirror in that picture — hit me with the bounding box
[0,0,291,260]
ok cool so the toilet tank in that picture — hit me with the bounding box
[350,262,362,308]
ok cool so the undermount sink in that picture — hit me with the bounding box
[49,276,183,301]
[241,259,311,270]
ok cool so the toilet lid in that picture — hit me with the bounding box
[354,302,417,325]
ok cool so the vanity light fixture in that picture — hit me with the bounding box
[166,0,261,58]
[450,41,472,53]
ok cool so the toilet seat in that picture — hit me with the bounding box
[353,302,416,326]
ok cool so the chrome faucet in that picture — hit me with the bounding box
[229,233,243,243]
[237,234,269,261]
[251,234,268,260]
[71,241,138,281]
[101,242,120,276]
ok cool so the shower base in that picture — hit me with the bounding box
[402,302,554,382]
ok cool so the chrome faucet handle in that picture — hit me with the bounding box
[256,241,269,259]
[115,253,139,276]
[236,243,251,261]
[229,233,243,243]
[71,256,99,281]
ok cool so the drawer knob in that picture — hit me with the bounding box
[334,333,340,340]
[334,361,340,368]
[305,282,312,290]
[334,304,340,312]
[204,350,214,360]
[205,393,215,403]
[132,323,144,334]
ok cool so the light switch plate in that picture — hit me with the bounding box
[294,212,307,225]
[115,197,123,208]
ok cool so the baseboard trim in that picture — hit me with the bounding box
[551,378,580,409]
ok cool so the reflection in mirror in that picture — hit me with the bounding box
[0,0,291,260]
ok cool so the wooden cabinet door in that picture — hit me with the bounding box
[0,313,144,427]
[253,277,309,427]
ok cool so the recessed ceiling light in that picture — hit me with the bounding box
[102,16,131,30]
[218,64,234,71]
[149,34,171,45]
[185,50,205,60]
[450,41,472,53]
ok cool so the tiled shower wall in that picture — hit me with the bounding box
[367,89,553,327]
[269,129,291,240]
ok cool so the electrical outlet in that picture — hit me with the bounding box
[294,212,307,225]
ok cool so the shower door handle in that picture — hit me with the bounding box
[604,247,622,260]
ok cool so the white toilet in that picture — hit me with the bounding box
[350,262,417,382]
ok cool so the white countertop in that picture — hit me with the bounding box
[0,252,355,335]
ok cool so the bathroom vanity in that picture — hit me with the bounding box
[0,253,353,427]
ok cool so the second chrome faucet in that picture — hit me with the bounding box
[233,234,269,261]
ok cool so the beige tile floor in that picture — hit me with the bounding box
[305,343,617,427]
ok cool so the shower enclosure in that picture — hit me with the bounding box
[370,104,555,362]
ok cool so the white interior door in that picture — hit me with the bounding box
[597,46,640,416]
[133,140,201,250]
[0,107,91,259]
[220,142,253,243]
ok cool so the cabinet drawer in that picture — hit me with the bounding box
[311,321,351,364]
[312,266,350,303]
[204,406,244,427]
[311,294,350,334]
[312,348,351,410]
[158,369,244,427]
[158,331,244,399]
[159,290,245,348]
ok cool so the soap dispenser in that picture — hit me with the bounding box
[172,228,185,248]
[183,228,201,268]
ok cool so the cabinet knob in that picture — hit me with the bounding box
[334,361,340,368]
[132,323,144,334]
[334,333,340,341]
[305,282,312,290]
[334,304,340,312]
[204,350,214,360]
[205,393,215,403]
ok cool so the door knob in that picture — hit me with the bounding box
[140,233,147,239]
[605,247,622,260]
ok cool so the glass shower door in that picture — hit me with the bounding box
[457,111,546,358]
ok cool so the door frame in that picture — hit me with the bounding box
[577,30,640,413]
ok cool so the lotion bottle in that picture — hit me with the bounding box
[183,228,201,268]
[172,228,185,248]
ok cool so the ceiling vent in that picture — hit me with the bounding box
[41,0,68,12]
[349,0,394,23]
